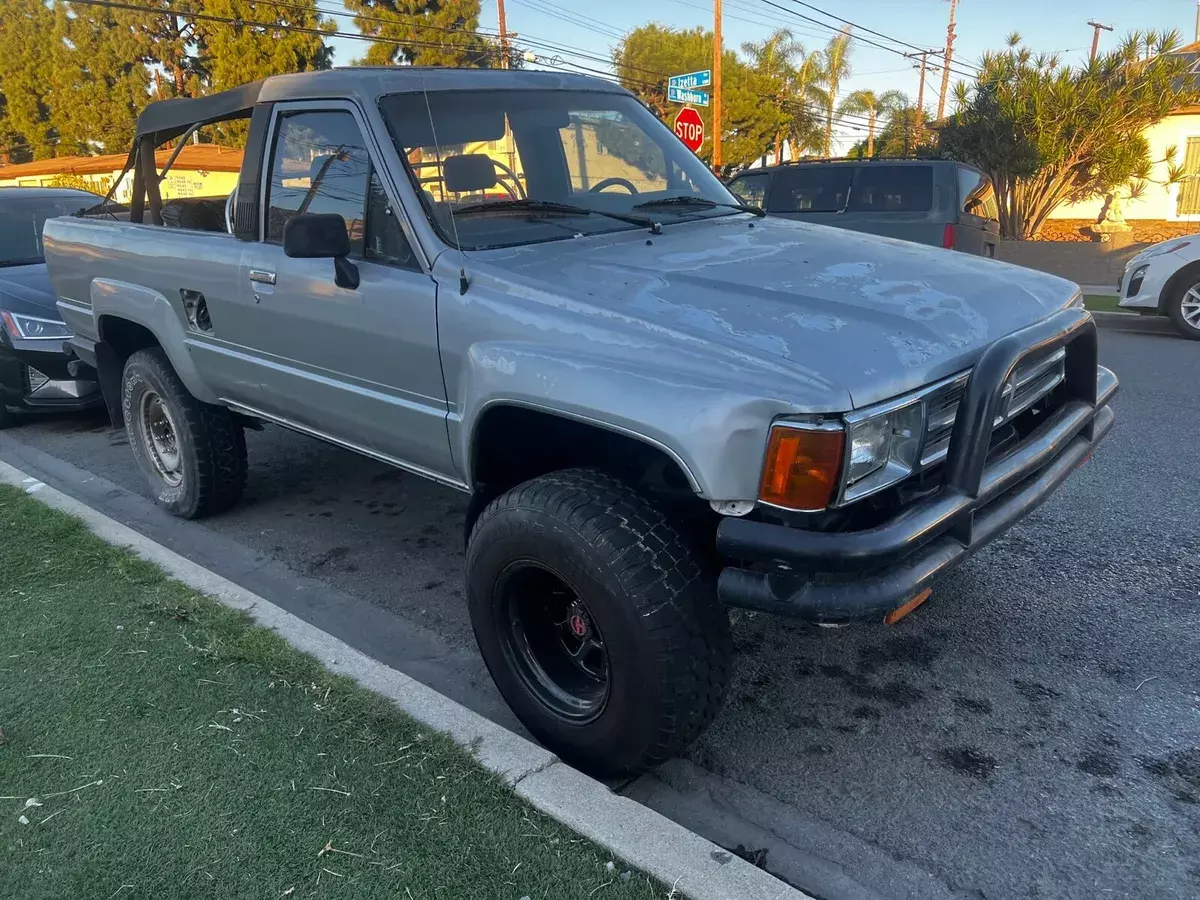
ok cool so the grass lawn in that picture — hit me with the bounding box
[0,486,664,900]
[1082,294,1125,313]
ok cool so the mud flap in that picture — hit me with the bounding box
[94,341,126,428]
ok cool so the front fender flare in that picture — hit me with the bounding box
[91,278,219,404]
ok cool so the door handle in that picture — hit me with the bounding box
[248,269,276,285]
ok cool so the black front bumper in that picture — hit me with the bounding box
[0,340,101,414]
[716,307,1117,623]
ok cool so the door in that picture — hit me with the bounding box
[956,166,1000,257]
[223,104,454,479]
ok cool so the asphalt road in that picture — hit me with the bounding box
[4,326,1198,900]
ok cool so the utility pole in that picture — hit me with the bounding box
[497,0,510,68]
[713,0,723,171]
[936,0,958,122]
[1087,20,1112,62]
[906,50,932,149]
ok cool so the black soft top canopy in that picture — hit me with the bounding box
[135,78,266,145]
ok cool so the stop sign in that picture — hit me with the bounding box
[673,107,705,154]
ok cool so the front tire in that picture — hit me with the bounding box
[466,468,732,776]
[122,348,247,518]
[1167,281,1200,340]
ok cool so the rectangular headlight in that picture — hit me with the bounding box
[0,310,70,341]
[841,400,924,503]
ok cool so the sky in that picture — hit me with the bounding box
[328,0,1200,152]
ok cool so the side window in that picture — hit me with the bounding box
[728,173,769,207]
[364,169,417,269]
[958,167,999,221]
[848,165,933,213]
[768,167,854,213]
[265,110,370,253]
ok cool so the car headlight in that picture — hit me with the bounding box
[842,400,924,502]
[1139,240,1190,260]
[0,310,70,340]
[758,399,927,512]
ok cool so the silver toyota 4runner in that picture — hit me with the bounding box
[43,68,1117,775]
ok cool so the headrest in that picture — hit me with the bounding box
[443,154,498,193]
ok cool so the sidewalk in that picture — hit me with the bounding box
[0,484,667,899]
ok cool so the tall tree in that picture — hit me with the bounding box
[786,50,827,159]
[838,88,906,157]
[49,2,149,155]
[819,26,852,157]
[342,0,501,67]
[741,28,801,163]
[614,24,782,171]
[203,0,333,93]
[939,30,1200,238]
[0,0,57,158]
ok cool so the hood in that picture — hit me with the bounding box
[0,263,62,319]
[471,215,1080,408]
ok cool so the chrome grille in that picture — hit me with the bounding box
[919,348,1067,468]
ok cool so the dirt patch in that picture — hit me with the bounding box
[1077,751,1120,778]
[938,746,998,781]
[953,695,994,715]
[1013,679,1062,703]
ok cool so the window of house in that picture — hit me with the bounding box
[1176,136,1200,217]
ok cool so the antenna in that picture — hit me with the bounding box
[419,70,470,296]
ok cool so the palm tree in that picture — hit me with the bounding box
[837,88,906,157]
[787,50,828,159]
[741,28,805,163]
[819,26,853,156]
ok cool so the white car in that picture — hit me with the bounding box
[1117,235,1200,339]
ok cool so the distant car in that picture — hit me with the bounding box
[0,187,108,426]
[726,158,1000,257]
[1117,235,1200,339]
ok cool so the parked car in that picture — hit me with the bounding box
[726,158,1000,257]
[0,186,108,427]
[1116,234,1200,339]
[44,69,1116,776]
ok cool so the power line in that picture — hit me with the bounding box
[757,0,981,81]
[510,0,626,40]
[778,0,982,71]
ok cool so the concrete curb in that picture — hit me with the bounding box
[0,459,810,900]
[1090,310,1178,335]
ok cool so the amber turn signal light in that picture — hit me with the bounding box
[758,424,844,511]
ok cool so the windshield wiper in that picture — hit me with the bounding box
[632,196,766,217]
[454,199,662,234]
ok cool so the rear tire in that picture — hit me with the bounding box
[1167,281,1200,340]
[466,468,732,776]
[122,347,247,518]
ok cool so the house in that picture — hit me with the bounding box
[0,144,243,202]
[1043,40,1200,243]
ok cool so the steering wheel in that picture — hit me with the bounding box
[225,185,238,234]
[588,177,639,194]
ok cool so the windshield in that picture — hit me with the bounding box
[0,193,97,266]
[379,89,741,250]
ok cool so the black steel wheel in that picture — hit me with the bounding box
[497,561,610,722]
[467,468,732,776]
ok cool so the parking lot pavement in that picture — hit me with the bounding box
[3,328,1198,900]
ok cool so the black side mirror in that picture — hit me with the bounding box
[282,213,359,289]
